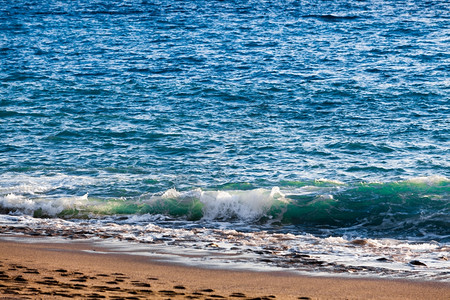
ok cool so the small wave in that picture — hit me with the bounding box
[1,176,448,241]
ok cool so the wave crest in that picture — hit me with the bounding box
[200,187,285,221]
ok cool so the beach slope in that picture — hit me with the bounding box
[0,238,449,299]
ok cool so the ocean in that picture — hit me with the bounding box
[1,0,449,281]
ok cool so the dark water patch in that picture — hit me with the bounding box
[346,166,405,173]
[302,14,361,22]
[326,142,396,153]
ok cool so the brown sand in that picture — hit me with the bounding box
[0,238,449,299]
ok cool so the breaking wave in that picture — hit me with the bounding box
[1,176,448,241]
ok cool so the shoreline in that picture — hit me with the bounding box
[0,235,449,299]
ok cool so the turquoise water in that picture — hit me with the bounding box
[1,0,449,249]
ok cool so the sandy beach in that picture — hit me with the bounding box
[0,237,448,300]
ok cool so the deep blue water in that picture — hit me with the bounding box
[0,0,449,241]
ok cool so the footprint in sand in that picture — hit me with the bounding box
[174,285,186,290]
[147,277,158,281]
[13,275,27,282]
[131,281,151,287]
[230,292,246,298]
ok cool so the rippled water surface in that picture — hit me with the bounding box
[2,0,449,187]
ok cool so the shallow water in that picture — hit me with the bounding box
[1,0,449,280]
[1,214,449,281]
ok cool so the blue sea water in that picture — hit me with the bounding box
[1,0,449,279]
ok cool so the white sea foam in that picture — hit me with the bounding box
[0,173,96,194]
[161,188,182,199]
[315,178,345,185]
[200,187,285,221]
[161,188,202,200]
[407,175,449,185]
[153,187,287,221]
[1,214,448,281]
[0,193,88,216]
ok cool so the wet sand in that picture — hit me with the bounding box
[0,237,449,299]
